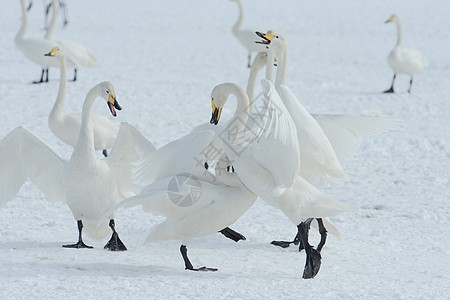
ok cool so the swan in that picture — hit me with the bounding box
[256,31,402,248]
[230,0,266,67]
[15,0,75,83]
[44,0,98,81]
[101,131,257,271]
[0,81,155,250]
[209,80,357,278]
[46,47,118,157]
[383,14,428,93]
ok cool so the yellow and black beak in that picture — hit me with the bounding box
[44,48,59,57]
[385,17,393,23]
[107,94,122,117]
[210,101,223,125]
[255,31,276,45]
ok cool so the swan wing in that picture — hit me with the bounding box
[0,126,66,205]
[105,123,156,198]
[313,115,403,168]
[132,130,216,187]
[236,79,300,190]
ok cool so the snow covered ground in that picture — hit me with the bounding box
[0,0,449,298]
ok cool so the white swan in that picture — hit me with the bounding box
[102,131,257,271]
[44,0,98,81]
[0,81,155,250]
[15,0,74,83]
[46,47,118,157]
[209,80,356,278]
[230,0,265,67]
[383,14,428,93]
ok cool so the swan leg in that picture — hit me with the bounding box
[247,54,251,68]
[298,219,321,279]
[408,78,413,94]
[33,69,47,84]
[71,69,77,82]
[316,218,328,252]
[102,149,108,157]
[219,227,246,242]
[44,69,49,82]
[180,245,218,272]
[104,219,127,251]
[383,74,396,93]
[62,220,93,249]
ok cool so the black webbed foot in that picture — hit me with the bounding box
[383,87,394,93]
[302,248,322,279]
[271,240,296,248]
[219,227,246,242]
[187,266,218,272]
[62,241,93,249]
[104,231,127,251]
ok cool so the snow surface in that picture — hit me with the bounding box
[0,0,449,298]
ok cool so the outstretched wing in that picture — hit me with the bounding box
[105,123,156,198]
[226,79,300,191]
[132,130,216,188]
[313,115,403,168]
[0,126,66,205]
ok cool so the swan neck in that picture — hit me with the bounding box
[45,0,58,39]
[275,46,288,89]
[50,55,67,118]
[16,0,28,42]
[395,18,403,46]
[75,87,99,159]
[265,51,275,83]
[246,56,265,112]
[232,0,243,32]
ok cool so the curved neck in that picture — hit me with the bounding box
[221,83,250,141]
[394,18,403,46]
[265,51,275,83]
[45,0,58,39]
[16,0,28,42]
[232,0,243,32]
[275,46,288,89]
[50,55,67,119]
[74,87,100,159]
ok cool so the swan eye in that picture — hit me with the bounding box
[106,90,110,94]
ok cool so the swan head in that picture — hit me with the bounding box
[98,81,122,117]
[385,14,398,23]
[256,31,287,61]
[209,86,229,125]
[44,47,65,58]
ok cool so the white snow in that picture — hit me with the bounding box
[1,0,449,298]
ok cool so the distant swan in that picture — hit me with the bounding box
[46,47,118,157]
[0,81,155,250]
[383,14,428,93]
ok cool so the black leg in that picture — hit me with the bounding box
[71,69,77,82]
[271,231,300,249]
[180,245,217,272]
[247,54,251,68]
[383,74,396,93]
[104,219,127,251]
[316,218,328,252]
[298,219,322,279]
[219,227,246,242]
[44,69,49,82]
[32,69,45,84]
[408,78,413,94]
[102,149,108,157]
[62,220,93,249]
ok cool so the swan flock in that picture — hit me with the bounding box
[2,1,407,279]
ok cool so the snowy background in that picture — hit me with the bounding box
[0,0,449,298]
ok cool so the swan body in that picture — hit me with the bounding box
[103,130,257,270]
[46,47,118,155]
[384,14,428,93]
[231,0,265,67]
[0,82,155,248]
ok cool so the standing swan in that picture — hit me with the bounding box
[230,0,264,67]
[383,14,428,93]
[44,0,98,81]
[46,47,118,157]
[0,81,155,250]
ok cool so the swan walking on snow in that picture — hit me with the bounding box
[101,131,257,271]
[46,47,118,157]
[383,14,428,94]
[0,81,155,250]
